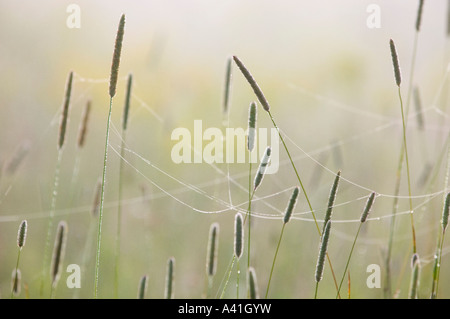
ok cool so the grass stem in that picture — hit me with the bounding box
[265,223,285,298]
[336,223,362,298]
[114,132,127,298]
[94,97,114,298]
[398,87,417,254]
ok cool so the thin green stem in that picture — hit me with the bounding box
[405,33,419,117]
[69,154,81,206]
[94,97,114,298]
[314,282,319,299]
[11,248,21,299]
[40,149,63,297]
[114,131,127,298]
[385,31,420,298]
[398,87,417,254]
[220,255,236,299]
[336,223,362,298]
[74,220,96,299]
[236,260,240,299]
[265,223,285,299]
[267,111,341,298]
[433,231,446,298]
[247,161,252,270]
[385,149,403,298]
[267,112,319,233]
[206,276,213,299]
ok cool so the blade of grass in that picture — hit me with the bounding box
[94,14,125,298]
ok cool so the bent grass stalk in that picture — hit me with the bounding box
[95,13,125,299]
[41,71,73,297]
[265,186,299,298]
[115,73,133,299]
[336,192,376,298]
[232,55,341,297]
[11,220,27,299]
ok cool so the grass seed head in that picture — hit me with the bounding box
[223,56,233,114]
[50,221,68,288]
[11,268,21,297]
[247,101,257,152]
[233,55,271,112]
[389,39,402,87]
[17,220,27,248]
[77,100,91,148]
[323,171,341,232]
[138,274,148,299]
[442,192,450,233]
[254,146,271,190]
[58,71,73,150]
[165,257,175,299]
[360,192,376,223]
[206,223,219,277]
[91,178,102,218]
[408,253,421,299]
[413,87,424,130]
[416,0,424,32]
[315,220,332,283]
[122,73,133,130]
[4,141,30,177]
[248,267,259,299]
[234,213,244,259]
[447,1,450,36]
[284,187,300,224]
[109,14,126,98]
